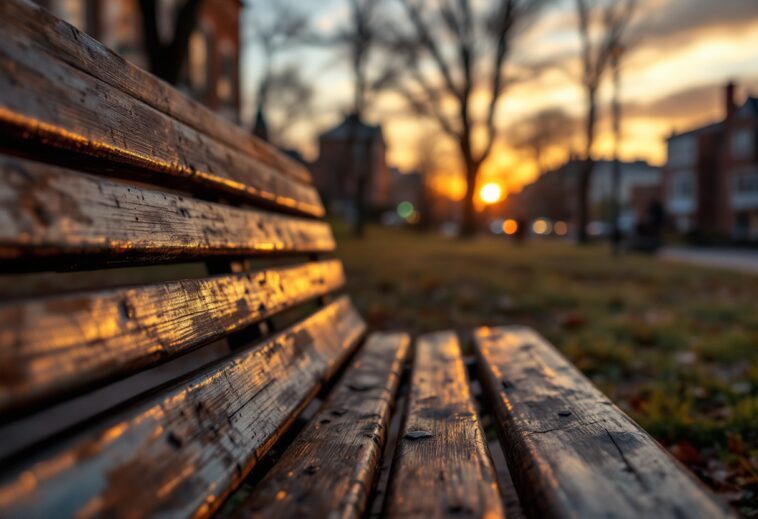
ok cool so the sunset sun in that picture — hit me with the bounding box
[479,182,503,204]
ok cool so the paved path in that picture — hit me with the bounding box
[658,247,758,275]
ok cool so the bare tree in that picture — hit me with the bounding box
[610,44,624,254]
[326,0,399,237]
[388,0,546,237]
[249,2,310,145]
[574,0,635,243]
[413,133,443,230]
[510,107,574,176]
[261,67,314,146]
[138,0,203,85]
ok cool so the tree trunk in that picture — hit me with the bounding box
[138,0,203,85]
[577,86,597,244]
[460,159,479,238]
[610,52,622,255]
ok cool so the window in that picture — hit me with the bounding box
[731,128,754,159]
[732,168,758,210]
[668,136,696,167]
[216,43,235,103]
[671,170,695,198]
[735,173,758,194]
[188,30,208,93]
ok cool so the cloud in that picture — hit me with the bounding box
[635,0,758,49]
[625,78,758,121]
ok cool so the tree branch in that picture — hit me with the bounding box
[398,0,462,101]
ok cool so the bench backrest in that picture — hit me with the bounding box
[0,1,364,516]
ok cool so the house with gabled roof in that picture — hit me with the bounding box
[663,83,758,241]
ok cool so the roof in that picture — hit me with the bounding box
[320,114,384,143]
[740,96,758,116]
[668,121,724,141]
[668,95,758,141]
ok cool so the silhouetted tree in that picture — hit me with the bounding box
[610,44,624,254]
[325,0,399,237]
[249,2,311,146]
[389,0,547,237]
[510,107,574,175]
[574,0,635,243]
[414,133,443,230]
[138,0,203,85]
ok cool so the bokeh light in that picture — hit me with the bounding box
[503,219,518,235]
[397,201,414,219]
[554,221,568,236]
[532,218,552,235]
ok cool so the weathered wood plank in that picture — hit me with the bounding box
[236,332,410,519]
[473,326,734,519]
[0,259,345,416]
[1,0,311,185]
[0,296,366,519]
[0,155,334,266]
[385,331,505,519]
[0,1,322,216]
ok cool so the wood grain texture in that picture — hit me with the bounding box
[473,326,734,519]
[0,0,322,216]
[0,155,334,265]
[0,259,345,416]
[237,332,410,519]
[0,296,366,519]
[2,0,311,185]
[385,331,505,519]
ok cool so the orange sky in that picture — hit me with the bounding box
[243,0,758,200]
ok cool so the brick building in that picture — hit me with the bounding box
[36,0,241,123]
[310,114,391,219]
[506,158,661,233]
[663,83,758,241]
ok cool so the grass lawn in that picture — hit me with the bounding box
[334,223,758,515]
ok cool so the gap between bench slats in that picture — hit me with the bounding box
[385,331,505,519]
[235,332,410,519]
[0,3,322,217]
[0,296,366,519]
[473,326,734,519]
[1,0,313,187]
[0,155,334,269]
[0,259,345,417]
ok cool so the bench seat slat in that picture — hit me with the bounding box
[0,296,365,519]
[386,331,505,519]
[0,156,334,266]
[237,332,410,519]
[0,0,312,186]
[0,4,323,216]
[0,259,345,416]
[473,326,733,519]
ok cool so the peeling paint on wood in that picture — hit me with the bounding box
[237,332,410,519]
[0,297,366,519]
[386,331,505,519]
[473,326,734,519]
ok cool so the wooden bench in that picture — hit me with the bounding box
[0,1,734,517]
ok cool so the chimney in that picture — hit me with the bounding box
[725,81,737,121]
